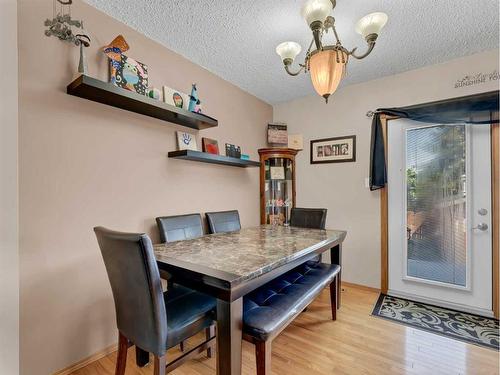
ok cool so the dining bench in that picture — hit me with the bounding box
[243,261,341,375]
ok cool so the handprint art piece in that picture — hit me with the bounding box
[176,131,198,151]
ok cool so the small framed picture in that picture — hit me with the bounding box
[163,86,190,110]
[310,135,356,164]
[225,143,241,158]
[270,166,285,180]
[202,138,219,154]
[288,134,303,150]
[176,131,197,151]
[267,123,288,146]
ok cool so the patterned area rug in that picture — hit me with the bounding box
[372,294,499,351]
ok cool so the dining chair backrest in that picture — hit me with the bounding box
[205,210,241,234]
[156,213,203,243]
[290,208,328,230]
[94,227,167,356]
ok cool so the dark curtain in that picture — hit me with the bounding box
[369,90,499,191]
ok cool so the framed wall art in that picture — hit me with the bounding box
[267,123,288,146]
[310,135,356,164]
[176,131,197,151]
[163,86,190,109]
[202,137,219,154]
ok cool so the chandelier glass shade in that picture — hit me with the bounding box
[276,0,388,103]
[301,0,333,26]
[309,48,347,102]
[355,12,388,39]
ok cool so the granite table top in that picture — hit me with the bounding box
[153,225,346,285]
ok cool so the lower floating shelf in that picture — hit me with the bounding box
[168,150,260,168]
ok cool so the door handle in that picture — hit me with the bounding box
[472,223,488,231]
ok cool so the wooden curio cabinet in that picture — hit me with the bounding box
[258,148,298,225]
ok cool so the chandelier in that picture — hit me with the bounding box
[276,0,388,103]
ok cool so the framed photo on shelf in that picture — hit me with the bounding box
[310,135,356,164]
[176,131,197,151]
[163,86,190,109]
[202,137,219,154]
[267,123,288,146]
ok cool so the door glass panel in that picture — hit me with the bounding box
[406,125,467,286]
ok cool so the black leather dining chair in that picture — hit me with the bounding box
[290,207,327,229]
[205,210,241,234]
[155,213,206,352]
[290,207,328,264]
[156,213,204,243]
[94,227,216,375]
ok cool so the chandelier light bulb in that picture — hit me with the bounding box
[355,12,388,40]
[301,0,333,26]
[276,42,302,63]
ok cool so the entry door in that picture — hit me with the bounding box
[388,119,492,317]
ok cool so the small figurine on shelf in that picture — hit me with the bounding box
[188,83,202,113]
[75,34,91,75]
[148,87,161,100]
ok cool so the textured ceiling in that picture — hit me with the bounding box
[83,0,499,104]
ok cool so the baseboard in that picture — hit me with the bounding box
[342,281,380,293]
[52,343,117,375]
[387,289,495,318]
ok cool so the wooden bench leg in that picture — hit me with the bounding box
[116,332,128,375]
[255,340,271,375]
[206,325,216,358]
[153,354,166,375]
[330,276,337,321]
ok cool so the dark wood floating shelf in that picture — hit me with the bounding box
[67,75,218,130]
[168,150,261,168]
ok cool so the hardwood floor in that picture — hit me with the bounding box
[69,285,499,375]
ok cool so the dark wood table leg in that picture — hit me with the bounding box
[136,346,150,367]
[216,298,243,375]
[330,243,342,309]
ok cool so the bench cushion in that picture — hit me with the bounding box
[243,262,340,341]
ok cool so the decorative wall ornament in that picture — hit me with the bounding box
[44,0,86,45]
[454,70,499,89]
[45,0,91,74]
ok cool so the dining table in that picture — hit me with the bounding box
[153,225,347,375]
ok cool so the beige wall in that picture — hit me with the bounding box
[273,49,499,289]
[18,1,272,374]
[0,0,19,374]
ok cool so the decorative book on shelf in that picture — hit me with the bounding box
[67,75,217,130]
